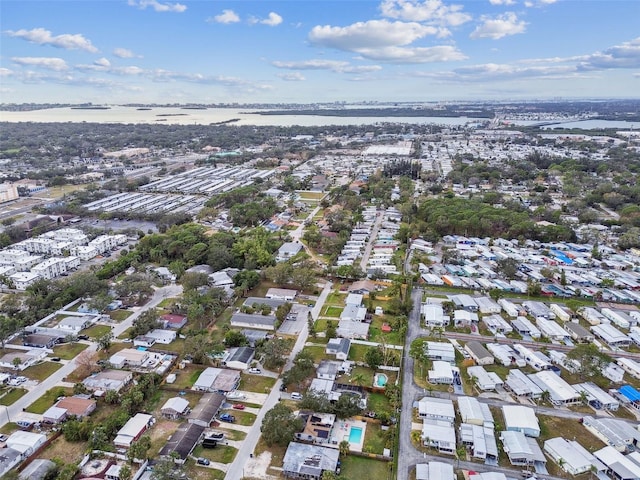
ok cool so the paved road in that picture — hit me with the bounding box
[0,284,182,428]
[359,211,384,272]
[225,280,333,480]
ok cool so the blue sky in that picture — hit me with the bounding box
[1,0,639,104]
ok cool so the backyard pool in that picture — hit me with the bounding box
[374,373,388,387]
[348,426,363,444]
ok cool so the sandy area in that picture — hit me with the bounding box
[242,451,278,480]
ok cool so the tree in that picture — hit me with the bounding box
[260,337,288,370]
[333,393,362,419]
[185,333,224,364]
[326,321,337,339]
[261,404,303,447]
[75,350,100,378]
[339,439,351,456]
[307,312,316,338]
[150,457,186,480]
[364,346,384,370]
[0,315,19,350]
[497,258,519,280]
[129,309,161,338]
[128,434,151,463]
[224,330,249,347]
[180,272,209,291]
[566,343,612,380]
[97,332,113,351]
[322,471,338,480]
[119,465,132,480]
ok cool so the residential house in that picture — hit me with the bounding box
[464,341,494,365]
[160,313,187,330]
[230,312,277,331]
[325,338,350,361]
[222,347,255,370]
[188,392,225,428]
[502,405,540,437]
[159,423,205,464]
[161,397,190,419]
[276,242,303,262]
[265,288,297,301]
[113,413,153,449]
[192,367,240,393]
[282,442,339,480]
[500,430,546,466]
[295,412,336,444]
[82,369,133,393]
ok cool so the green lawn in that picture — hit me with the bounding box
[367,392,391,415]
[239,374,276,393]
[53,342,88,360]
[192,444,238,463]
[170,366,205,389]
[22,361,63,381]
[338,366,376,388]
[158,297,179,308]
[26,386,73,414]
[341,455,390,479]
[108,309,133,321]
[0,388,27,406]
[324,306,343,317]
[117,328,133,340]
[363,422,388,455]
[225,410,256,426]
[83,324,112,338]
[302,346,329,363]
[348,343,369,363]
[163,338,186,355]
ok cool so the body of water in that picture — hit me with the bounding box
[509,119,640,130]
[0,106,487,127]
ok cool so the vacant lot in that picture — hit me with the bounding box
[83,324,112,338]
[26,386,73,414]
[341,456,390,479]
[239,374,276,393]
[0,388,27,406]
[39,434,88,465]
[53,342,88,360]
[169,366,204,390]
[23,361,63,381]
[109,309,133,322]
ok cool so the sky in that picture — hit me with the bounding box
[1,0,639,104]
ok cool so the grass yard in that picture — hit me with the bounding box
[52,342,88,360]
[254,435,288,468]
[39,434,88,465]
[239,374,276,393]
[0,388,27,406]
[184,461,225,480]
[117,328,133,340]
[83,324,113,338]
[23,361,62,381]
[324,306,343,317]
[26,386,73,414]
[302,346,329,363]
[341,455,390,479]
[170,366,205,390]
[325,292,346,306]
[538,415,605,451]
[339,366,376,388]
[363,422,388,455]
[297,191,326,200]
[192,444,238,463]
[229,410,257,426]
[163,338,186,355]
[108,309,133,321]
[367,392,392,414]
[158,297,179,308]
[348,343,369,363]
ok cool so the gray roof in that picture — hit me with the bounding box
[282,442,339,477]
[231,312,277,327]
[327,338,350,355]
[564,321,592,338]
[226,347,255,364]
[159,422,205,460]
[465,341,493,360]
[243,297,285,309]
[19,459,56,480]
[188,392,225,425]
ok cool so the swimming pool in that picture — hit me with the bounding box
[348,426,363,444]
[375,373,388,387]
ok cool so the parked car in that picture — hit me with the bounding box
[232,404,245,410]
[0,434,8,442]
[290,392,302,400]
[51,357,61,362]
[247,367,261,374]
[219,413,235,423]
[206,432,225,440]
[77,335,89,340]
[226,391,245,400]
[196,458,210,466]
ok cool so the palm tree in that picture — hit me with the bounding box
[540,390,551,405]
[339,440,350,457]
[578,390,589,406]
[351,373,367,388]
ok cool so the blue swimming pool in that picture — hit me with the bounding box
[375,373,388,387]
[348,426,363,444]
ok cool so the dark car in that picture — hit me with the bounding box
[196,458,210,466]
[219,413,235,423]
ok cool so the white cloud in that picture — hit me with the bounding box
[94,58,111,68]
[127,0,186,13]
[0,68,14,77]
[489,0,515,5]
[277,72,306,81]
[249,12,283,27]
[357,45,466,63]
[5,27,98,53]
[470,12,527,39]
[209,9,240,24]
[11,56,69,71]
[379,0,471,27]
[113,48,140,58]
[309,20,438,50]
[525,0,557,7]
[578,37,640,70]
[272,59,383,73]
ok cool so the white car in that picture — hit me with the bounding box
[291,392,302,400]
[226,391,245,400]
[247,367,262,374]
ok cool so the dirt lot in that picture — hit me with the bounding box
[148,419,180,457]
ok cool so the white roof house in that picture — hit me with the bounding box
[544,437,605,475]
[417,397,455,425]
[345,293,363,306]
[535,318,568,341]
[528,370,580,406]
[502,405,540,437]
[460,423,498,461]
[114,413,153,448]
[457,396,494,427]
[487,343,526,367]
[422,303,449,327]
[513,344,551,371]
[422,420,456,455]
[500,430,546,466]
[594,446,640,480]
[474,297,501,314]
[573,382,619,411]
[481,315,512,334]
[618,357,640,379]
[146,329,177,344]
[424,342,456,364]
[591,323,631,347]
[505,369,543,399]
[6,431,46,456]
[161,397,190,418]
[428,361,456,385]
[583,416,640,452]
[467,366,503,391]
[415,462,455,480]
[511,316,541,339]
